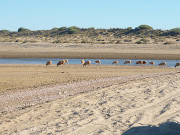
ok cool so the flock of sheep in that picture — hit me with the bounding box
[46,59,180,68]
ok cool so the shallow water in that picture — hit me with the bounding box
[0,58,179,68]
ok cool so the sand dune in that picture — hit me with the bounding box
[0,72,180,134]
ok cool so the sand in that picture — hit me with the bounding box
[0,70,180,134]
[0,42,180,59]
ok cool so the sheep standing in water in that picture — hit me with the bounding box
[46,61,52,66]
[81,59,85,65]
[175,62,180,68]
[112,60,118,65]
[136,61,143,65]
[57,60,65,66]
[149,61,155,66]
[159,62,167,66]
[83,61,91,66]
[64,59,69,64]
[95,60,101,64]
[143,60,147,65]
[124,60,131,64]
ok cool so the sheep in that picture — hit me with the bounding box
[124,60,131,64]
[158,62,167,66]
[46,61,52,66]
[175,62,180,68]
[136,61,143,65]
[64,59,69,64]
[81,59,85,64]
[83,60,91,66]
[143,60,147,64]
[57,60,65,66]
[112,60,118,65]
[149,61,155,66]
[95,60,101,64]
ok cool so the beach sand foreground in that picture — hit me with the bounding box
[0,64,180,134]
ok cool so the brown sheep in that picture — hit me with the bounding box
[57,60,65,66]
[46,61,52,66]
[95,60,101,64]
[149,61,155,66]
[83,60,91,66]
[136,61,143,65]
[112,60,118,65]
[124,60,131,64]
[175,62,180,68]
[158,62,167,66]
[64,59,69,64]
[81,59,85,64]
[143,60,147,64]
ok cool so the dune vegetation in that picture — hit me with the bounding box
[0,25,180,45]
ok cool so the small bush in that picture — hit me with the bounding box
[51,27,59,31]
[23,40,28,43]
[52,40,62,43]
[124,39,132,42]
[164,41,174,45]
[0,30,9,33]
[155,38,165,42]
[170,28,180,34]
[81,39,88,43]
[135,38,149,44]
[136,25,153,30]
[58,27,67,31]
[18,27,31,32]
[15,39,23,42]
[115,40,121,44]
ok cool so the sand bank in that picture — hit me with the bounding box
[0,42,180,59]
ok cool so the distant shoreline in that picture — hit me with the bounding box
[0,51,180,60]
[0,42,180,60]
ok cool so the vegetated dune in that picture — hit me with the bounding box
[0,70,180,134]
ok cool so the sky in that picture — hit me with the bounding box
[0,0,180,31]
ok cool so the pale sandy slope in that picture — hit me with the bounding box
[0,73,180,135]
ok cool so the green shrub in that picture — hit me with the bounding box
[51,27,59,31]
[0,30,9,33]
[18,27,31,32]
[15,39,23,42]
[23,40,28,43]
[115,40,121,44]
[135,38,149,44]
[137,25,153,30]
[164,41,174,45]
[170,28,180,34]
[58,27,67,31]
[52,40,62,43]
[155,38,165,42]
[124,39,132,42]
[81,39,88,43]
[67,26,80,34]
[127,27,132,30]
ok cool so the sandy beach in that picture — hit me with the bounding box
[0,68,180,134]
[0,42,180,134]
